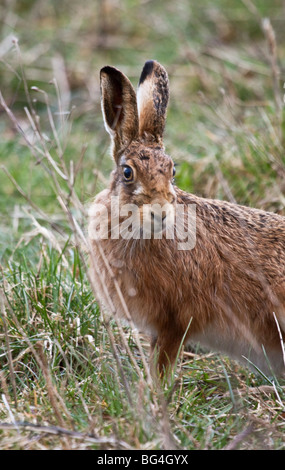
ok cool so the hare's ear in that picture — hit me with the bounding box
[100,66,139,160]
[137,60,169,144]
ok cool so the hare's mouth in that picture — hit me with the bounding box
[141,204,174,237]
[150,211,167,234]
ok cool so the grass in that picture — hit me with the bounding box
[1,0,285,450]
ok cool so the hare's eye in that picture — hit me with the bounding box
[123,166,133,182]
[172,166,176,177]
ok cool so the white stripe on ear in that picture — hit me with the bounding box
[137,60,169,143]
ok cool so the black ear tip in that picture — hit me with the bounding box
[139,60,155,85]
[100,65,114,75]
[100,66,123,82]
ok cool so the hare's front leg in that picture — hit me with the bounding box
[150,329,185,377]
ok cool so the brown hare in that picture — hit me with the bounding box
[88,60,285,377]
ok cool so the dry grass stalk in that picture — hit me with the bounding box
[1,292,73,448]
[262,18,283,136]
[0,292,17,408]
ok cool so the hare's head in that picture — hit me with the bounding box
[100,60,176,235]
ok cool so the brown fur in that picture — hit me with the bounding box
[89,60,285,377]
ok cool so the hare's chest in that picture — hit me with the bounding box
[104,263,165,331]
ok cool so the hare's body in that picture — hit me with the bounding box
[89,60,285,376]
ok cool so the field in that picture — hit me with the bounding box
[1,0,285,450]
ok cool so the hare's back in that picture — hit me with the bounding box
[178,190,285,279]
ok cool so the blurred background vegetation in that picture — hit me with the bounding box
[1,0,285,236]
[1,0,285,450]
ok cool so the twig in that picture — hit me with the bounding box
[273,312,285,370]
[0,421,132,449]
[0,293,17,408]
[223,384,285,399]
[1,395,19,433]
[224,424,255,450]
[262,18,283,136]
